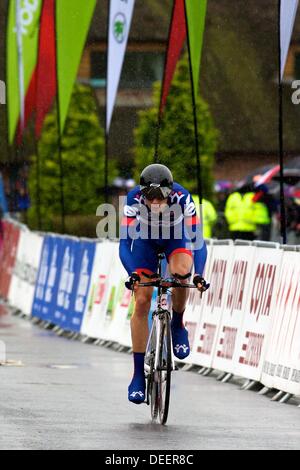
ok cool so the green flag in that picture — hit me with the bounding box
[185,0,207,97]
[56,0,96,134]
[7,0,42,144]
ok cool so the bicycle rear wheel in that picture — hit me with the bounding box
[157,315,172,425]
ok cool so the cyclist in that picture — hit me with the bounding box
[119,164,209,404]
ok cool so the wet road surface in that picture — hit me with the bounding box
[0,308,299,450]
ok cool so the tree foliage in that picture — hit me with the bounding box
[134,55,218,199]
[28,84,114,232]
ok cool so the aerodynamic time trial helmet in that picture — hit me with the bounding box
[140,164,173,200]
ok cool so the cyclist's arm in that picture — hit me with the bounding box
[119,236,136,276]
[193,242,208,276]
[184,193,208,276]
[119,194,139,276]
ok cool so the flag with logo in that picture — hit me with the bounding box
[107,0,135,133]
[280,0,299,80]
[160,0,186,115]
[184,0,207,97]
[7,0,42,144]
[56,0,96,134]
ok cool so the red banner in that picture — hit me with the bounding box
[160,0,186,114]
[16,0,57,142]
[0,221,20,299]
[35,0,57,138]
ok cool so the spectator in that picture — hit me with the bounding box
[225,191,257,241]
[286,196,300,243]
[253,187,278,241]
[192,194,218,239]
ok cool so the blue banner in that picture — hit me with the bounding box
[54,238,79,328]
[65,240,96,332]
[32,235,54,320]
[32,236,96,332]
[40,236,65,323]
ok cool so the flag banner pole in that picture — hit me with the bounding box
[105,0,110,204]
[278,0,287,244]
[106,0,136,198]
[16,0,25,134]
[184,0,204,208]
[35,139,42,230]
[105,133,109,204]
[56,104,66,234]
[106,0,135,134]
[56,0,96,135]
[154,0,177,163]
[155,0,187,162]
[8,0,42,145]
[35,0,57,139]
[55,1,66,233]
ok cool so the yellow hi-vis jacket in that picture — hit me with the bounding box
[193,195,218,239]
[254,201,271,225]
[225,192,257,232]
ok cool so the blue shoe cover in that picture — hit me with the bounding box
[171,326,190,360]
[128,376,146,404]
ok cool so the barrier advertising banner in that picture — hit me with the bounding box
[191,243,235,368]
[212,245,257,373]
[94,243,129,342]
[233,247,283,381]
[262,250,300,395]
[81,241,116,338]
[184,244,212,365]
[32,235,54,320]
[54,238,79,328]
[35,236,65,323]
[9,230,44,316]
[0,221,20,299]
[65,240,96,333]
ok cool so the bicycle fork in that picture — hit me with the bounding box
[145,313,176,375]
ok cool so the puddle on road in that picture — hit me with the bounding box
[47,365,79,370]
[0,360,24,367]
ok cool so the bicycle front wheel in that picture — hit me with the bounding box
[158,316,172,425]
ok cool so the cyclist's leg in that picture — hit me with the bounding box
[165,243,193,360]
[168,250,193,312]
[128,239,159,404]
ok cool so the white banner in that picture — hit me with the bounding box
[233,247,283,381]
[107,0,135,132]
[262,251,300,395]
[183,244,213,365]
[8,230,44,316]
[212,245,257,374]
[191,243,235,368]
[81,241,116,338]
[113,276,135,347]
[95,243,129,343]
[281,0,299,79]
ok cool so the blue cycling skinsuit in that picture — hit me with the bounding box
[119,182,208,277]
[119,182,208,404]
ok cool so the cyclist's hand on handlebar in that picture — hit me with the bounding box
[193,274,210,293]
[125,272,141,292]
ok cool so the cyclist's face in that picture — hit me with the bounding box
[145,197,168,213]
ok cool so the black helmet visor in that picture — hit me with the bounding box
[140,183,172,200]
